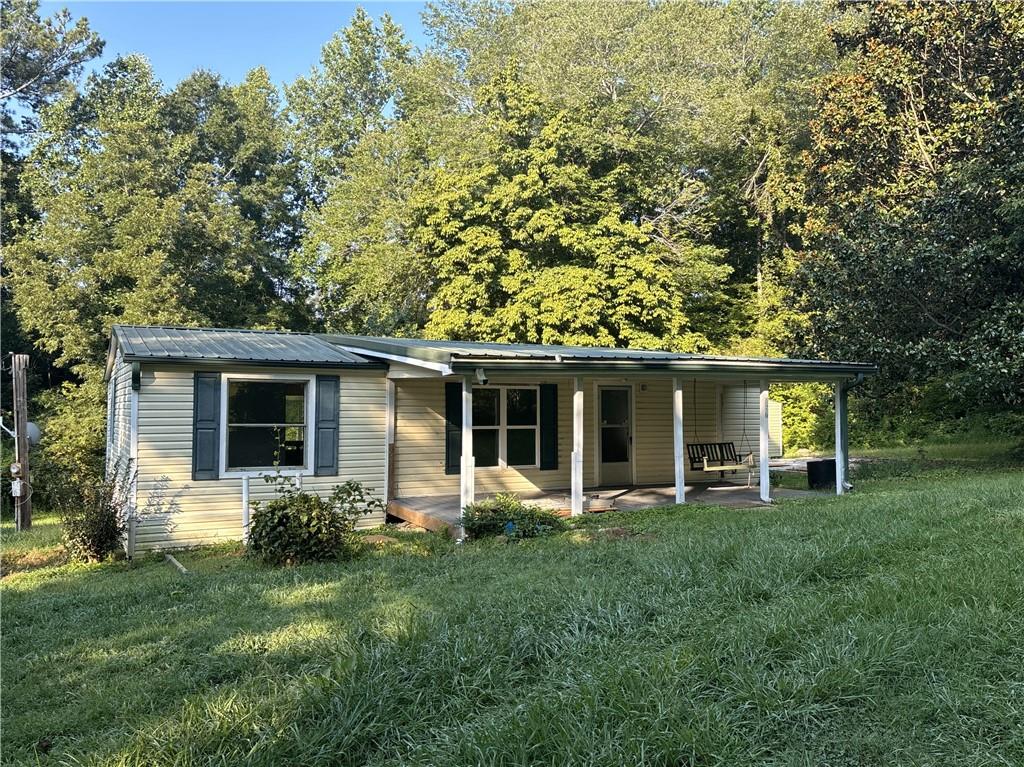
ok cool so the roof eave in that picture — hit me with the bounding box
[449,358,878,381]
[120,355,386,371]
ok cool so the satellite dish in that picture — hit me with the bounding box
[25,422,41,446]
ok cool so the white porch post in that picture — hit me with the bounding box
[672,376,686,504]
[571,376,584,516]
[459,376,474,536]
[835,381,847,495]
[759,379,771,503]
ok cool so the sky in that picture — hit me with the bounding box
[43,1,431,90]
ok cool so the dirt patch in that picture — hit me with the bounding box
[363,534,400,545]
[1,546,67,577]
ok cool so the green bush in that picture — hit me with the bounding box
[462,494,568,540]
[247,478,383,566]
[52,462,131,562]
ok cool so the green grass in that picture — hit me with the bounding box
[3,463,1024,765]
[1,510,65,576]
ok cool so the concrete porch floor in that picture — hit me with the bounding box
[388,482,822,534]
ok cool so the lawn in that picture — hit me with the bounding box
[2,455,1023,765]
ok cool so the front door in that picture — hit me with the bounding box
[599,386,632,486]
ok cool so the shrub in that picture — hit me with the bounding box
[462,494,568,540]
[52,462,131,562]
[247,478,383,566]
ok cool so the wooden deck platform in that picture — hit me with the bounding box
[387,482,819,535]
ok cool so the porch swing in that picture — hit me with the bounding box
[685,379,756,486]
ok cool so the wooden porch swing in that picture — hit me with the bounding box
[685,379,756,486]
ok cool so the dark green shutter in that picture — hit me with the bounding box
[314,375,340,476]
[539,383,558,470]
[444,381,461,475]
[192,372,220,481]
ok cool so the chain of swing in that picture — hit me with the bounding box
[689,378,755,455]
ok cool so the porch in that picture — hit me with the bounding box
[388,480,823,535]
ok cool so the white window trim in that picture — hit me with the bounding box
[471,384,541,470]
[219,372,317,479]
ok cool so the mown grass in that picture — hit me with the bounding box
[1,510,66,576]
[2,463,1023,765]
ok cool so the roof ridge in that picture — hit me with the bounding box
[113,323,317,337]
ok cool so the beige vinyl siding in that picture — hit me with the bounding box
[392,377,738,498]
[633,379,723,484]
[392,377,573,497]
[720,383,763,467]
[133,365,387,550]
[106,353,133,476]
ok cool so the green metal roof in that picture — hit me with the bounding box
[109,325,380,371]
[106,326,876,382]
[325,334,878,379]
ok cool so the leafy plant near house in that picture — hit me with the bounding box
[247,477,383,566]
[462,494,568,540]
[51,461,131,562]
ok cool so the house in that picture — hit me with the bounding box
[105,325,876,552]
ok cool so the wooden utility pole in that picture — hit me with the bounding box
[12,353,31,530]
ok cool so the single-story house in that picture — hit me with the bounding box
[104,325,876,553]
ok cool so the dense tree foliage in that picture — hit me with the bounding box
[799,1,1024,408]
[7,56,303,477]
[3,0,1022,478]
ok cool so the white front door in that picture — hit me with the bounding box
[599,386,632,486]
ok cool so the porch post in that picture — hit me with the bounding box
[834,381,847,495]
[459,376,474,535]
[571,376,584,516]
[672,376,686,504]
[759,379,771,502]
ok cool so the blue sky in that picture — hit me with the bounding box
[44,1,430,90]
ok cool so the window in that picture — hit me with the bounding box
[472,386,539,468]
[226,380,308,471]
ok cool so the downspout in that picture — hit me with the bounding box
[127,362,140,560]
[839,373,866,491]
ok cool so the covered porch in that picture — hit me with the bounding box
[327,334,877,540]
[388,480,823,534]
[446,374,862,536]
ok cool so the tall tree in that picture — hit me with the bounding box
[8,56,302,477]
[416,66,729,350]
[422,0,836,351]
[286,7,411,202]
[799,0,1024,407]
[1,0,103,484]
[1,0,102,137]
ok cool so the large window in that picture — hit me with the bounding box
[226,380,308,471]
[472,386,539,468]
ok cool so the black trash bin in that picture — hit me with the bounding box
[807,459,836,490]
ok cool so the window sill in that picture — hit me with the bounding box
[220,468,312,479]
[473,464,540,472]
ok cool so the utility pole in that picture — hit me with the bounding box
[12,354,31,530]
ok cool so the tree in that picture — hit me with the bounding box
[297,124,433,335]
[799,0,1024,408]
[416,66,729,350]
[286,7,411,202]
[420,0,836,351]
[1,0,102,136]
[8,56,304,478]
[162,67,310,326]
